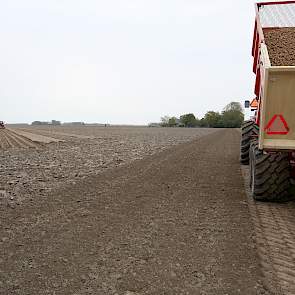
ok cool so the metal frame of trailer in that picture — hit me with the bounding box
[251,1,295,150]
[241,1,295,201]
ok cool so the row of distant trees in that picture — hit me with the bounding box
[160,102,244,128]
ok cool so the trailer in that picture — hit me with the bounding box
[241,1,295,201]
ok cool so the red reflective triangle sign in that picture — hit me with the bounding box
[265,114,289,135]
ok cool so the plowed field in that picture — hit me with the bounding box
[1,127,295,294]
[0,129,40,149]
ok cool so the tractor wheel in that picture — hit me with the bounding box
[240,120,256,165]
[249,141,292,202]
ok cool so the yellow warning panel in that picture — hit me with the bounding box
[260,68,295,150]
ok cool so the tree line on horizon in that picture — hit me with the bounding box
[160,102,244,128]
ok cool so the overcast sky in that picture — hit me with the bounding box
[1,0,257,124]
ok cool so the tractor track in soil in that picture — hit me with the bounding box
[242,167,295,295]
[0,129,40,149]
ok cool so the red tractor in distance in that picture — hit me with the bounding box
[0,121,5,129]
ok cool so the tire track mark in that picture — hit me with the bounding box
[242,166,295,294]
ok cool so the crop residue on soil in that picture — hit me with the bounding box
[264,27,295,66]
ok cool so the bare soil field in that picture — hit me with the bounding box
[0,129,41,149]
[2,127,295,294]
[0,126,216,208]
[264,28,295,66]
[0,128,271,295]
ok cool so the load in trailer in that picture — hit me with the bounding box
[241,1,295,201]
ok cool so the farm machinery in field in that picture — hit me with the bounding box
[0,121,5,129]
[241,1,295,201]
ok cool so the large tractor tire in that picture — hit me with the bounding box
[240,120,257,165]
[249,140,292,202]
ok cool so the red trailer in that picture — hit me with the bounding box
[241,1,295,201]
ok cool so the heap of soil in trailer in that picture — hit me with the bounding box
[264,28,295,66]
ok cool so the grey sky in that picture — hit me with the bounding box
[1,0,256,124]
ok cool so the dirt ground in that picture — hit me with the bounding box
[0,126,216,209]
[241,167,295,295]
[264,28,295,66]
[0,128,276,295]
